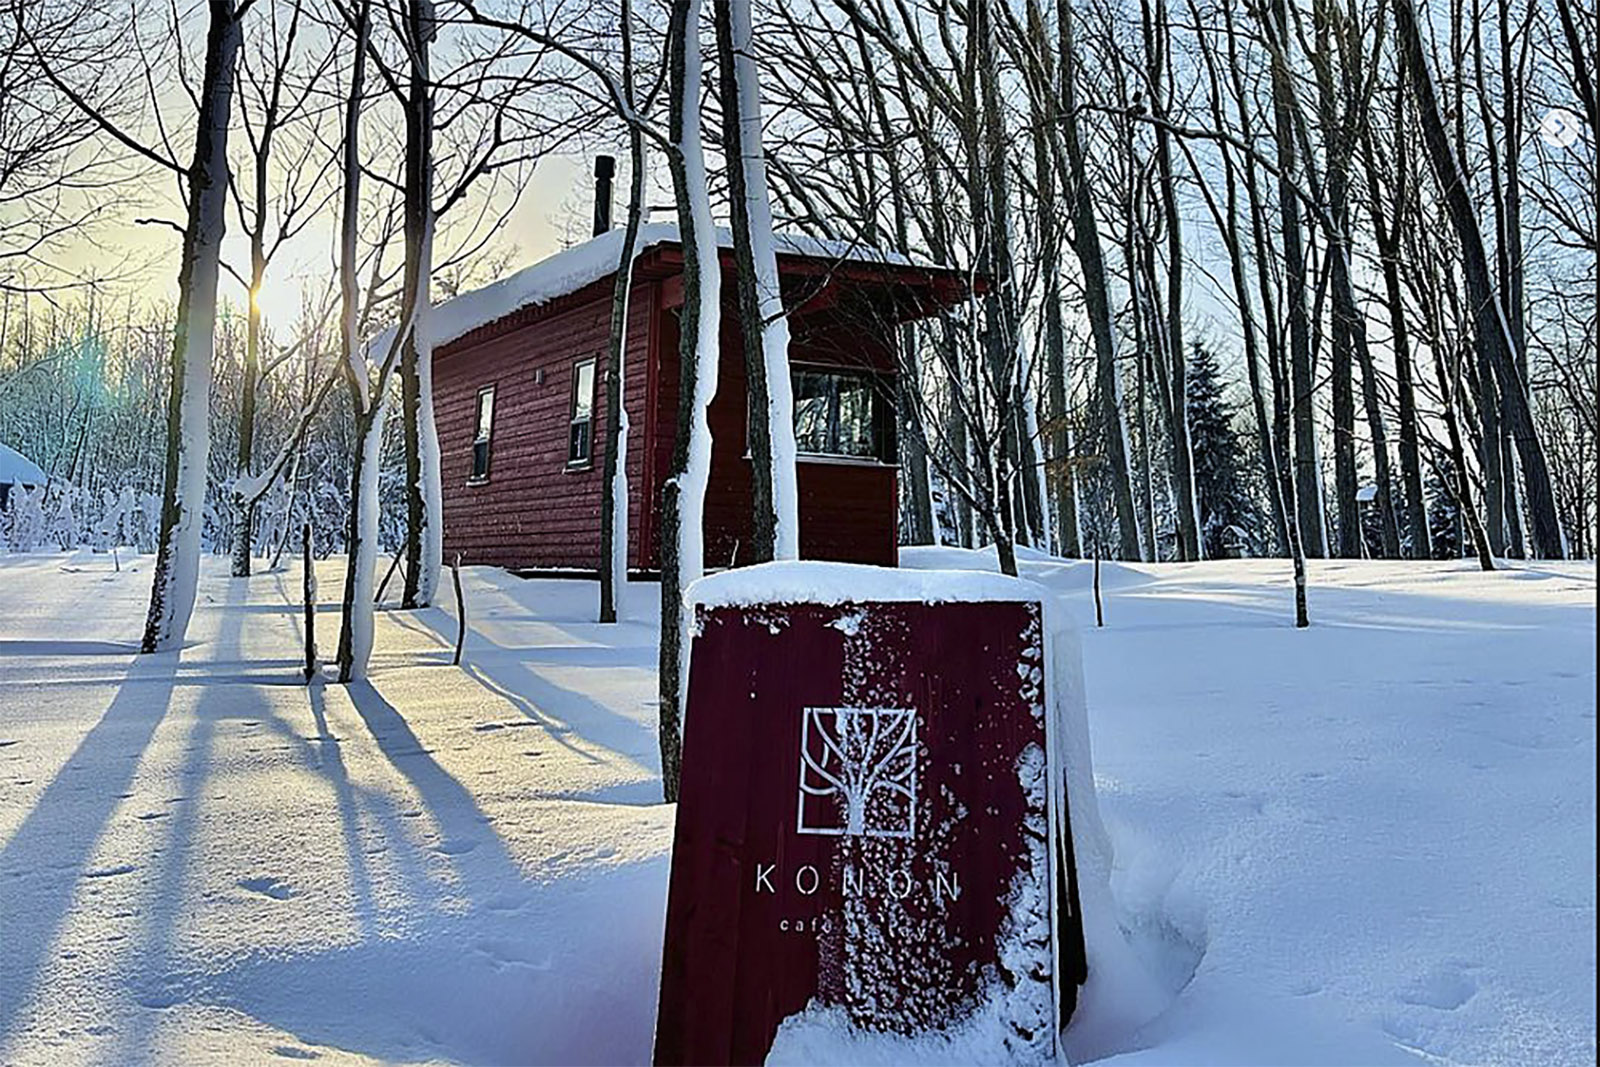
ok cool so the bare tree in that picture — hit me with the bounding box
[715,0,801,563]
[30,0,259,650]
[1393,0,1566,559]
[658,0,722,800]
[227,0,336,577]
[0,2,119,296]
[333,0,412,681]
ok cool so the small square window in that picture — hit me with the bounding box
[568,357,597,466]
[471,386,495,481]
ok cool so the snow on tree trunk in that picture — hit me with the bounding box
[230,266,263,579]
[727,0,799,560]
[659,0,722,802]
[608,373,631,608]
[337,394,388,681]
[413,308,443,606]
[600,136,645,625]
[676,75,720,636]
[402,7,442,609]
[141,4,244,654]
[332,0,400,682]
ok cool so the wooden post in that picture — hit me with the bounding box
[1093,547,1104,628]
[302,523,317,680]
[450,552,466,667]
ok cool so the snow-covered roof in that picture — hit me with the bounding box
[380,223,935,357]
[688,560,1050,609]
[0,442,46,486]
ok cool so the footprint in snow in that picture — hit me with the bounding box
[85,864,137,879]
[485,892,526,913]
[1397,967,1478,1011]
[0,739,20,748]
[435,838,479,856]
[238,876,296,900]
[271,1046,322,1060]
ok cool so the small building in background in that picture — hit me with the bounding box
[426,224,969,575]
[0,441,46,511]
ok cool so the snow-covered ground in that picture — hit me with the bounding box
[0,549,1593,1065]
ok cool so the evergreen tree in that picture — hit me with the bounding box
[1426,461,1464,559]
[1186,341,1259,557]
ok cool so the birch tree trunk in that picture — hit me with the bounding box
[141,1,246,653]
[333,0,396,683]
[230,243,263,578]
[897,327,938,546]
[659,0,722,802]
[714,0,799,564]
[401,0,442,608]
[599,4,645,625]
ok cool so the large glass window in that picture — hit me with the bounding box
[471,386,495,481]
[791,368,883,460]
[568,357,597,466]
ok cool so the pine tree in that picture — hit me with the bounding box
[1186,341,1258,557]
[1426,462,1464,560]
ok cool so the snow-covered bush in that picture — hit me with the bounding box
[51,490,78,550]
[7,485,47,552]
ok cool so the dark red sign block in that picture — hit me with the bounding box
[655,595,1086,1066]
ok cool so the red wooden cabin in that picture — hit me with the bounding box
[429,224,967,575]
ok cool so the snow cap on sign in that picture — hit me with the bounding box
[686,559,1052,610]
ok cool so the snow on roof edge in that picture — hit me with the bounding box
[687,560,1051,609]
[374,223,949,357]
[0,441,47,486]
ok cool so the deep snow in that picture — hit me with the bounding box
[0,549,1593,1065]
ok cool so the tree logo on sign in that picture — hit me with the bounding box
[797,707,917,838]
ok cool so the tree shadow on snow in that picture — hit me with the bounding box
[0,639,142,656]
[383,607,664,800]
[164,678,667,1065]
[0,652,179,1041]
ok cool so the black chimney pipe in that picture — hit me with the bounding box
[593,155,616,237]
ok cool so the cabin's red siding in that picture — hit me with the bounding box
[664,315,898,569]
[436,277,657,572]
[434,248,938,575]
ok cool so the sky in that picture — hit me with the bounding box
[53,151,601,335]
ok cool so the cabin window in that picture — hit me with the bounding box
[790,367,892,461]
[471,386,495,482]
[568,357,598,466]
